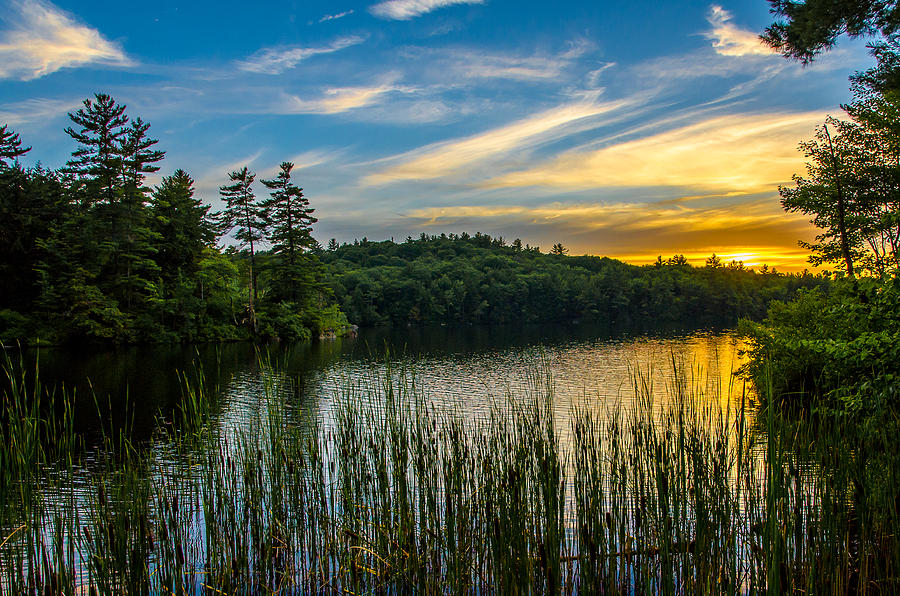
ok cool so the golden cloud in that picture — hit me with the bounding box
[482,111,826,193]
[405,197,819,271]
[363,97,631,185]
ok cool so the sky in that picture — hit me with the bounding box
[0,0,877,270]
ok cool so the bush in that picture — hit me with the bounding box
[739,275,900,414]
[258,302,312,343]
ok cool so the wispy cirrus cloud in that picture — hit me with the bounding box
[408,200,790,234]
[370,0,484,20]
[704,5,773,57]
[413,40,594,82]
[0,0,132,80]
[0,97,80,126]
[405,198,815,269]
[280,81,416,114]
[482,111,826,193]
[238,35,365,74]
[319,10,355,23]
[364,96,632,184]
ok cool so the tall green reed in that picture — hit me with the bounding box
[2,350,899,594]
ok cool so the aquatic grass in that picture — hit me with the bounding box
[1,352,899,594]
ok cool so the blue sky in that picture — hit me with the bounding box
[0,0,875,269]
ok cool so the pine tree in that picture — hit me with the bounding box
[151,169,216,330]
[152,170,215,276]
[550,243,568,256]
[0,125,31,168]
[216,167,265,330]
[120,117,165,198]
[63,94,162,312]
[261,162,318,302]
[0,165,67,312]
[117,117,166,310]
[64,93,129,205]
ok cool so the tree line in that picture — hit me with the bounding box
[0,93,346,345]
[320,233,824,327]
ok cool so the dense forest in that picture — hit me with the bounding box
[321,233,824,327]
[0,94,830,346]
[0,95,347,345]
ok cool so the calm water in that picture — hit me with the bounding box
[25,322,749,445]
[5,322,752,589]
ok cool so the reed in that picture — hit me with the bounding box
[1,352,898,594]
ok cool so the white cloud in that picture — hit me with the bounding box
[319,10,355,22]
[0,0,132,80]
[364,96,632,184]
[281,82,416,114]
[0,97,80,125]
[238,35,365,75]
[429,41,594,82]
[370,0,484,20]
[705,5,773,57]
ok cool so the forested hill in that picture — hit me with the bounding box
[321,233,825,327]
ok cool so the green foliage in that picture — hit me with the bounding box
[0,93,346,345]
[0,165,69,314]
[0,124,30,167]
[762,0,899,64]
[781,115,900,276]
[321,234,824,327]
[740,276,900,412]
[743,35,900,419]
[257,301,313,342]
[0,310,29,344]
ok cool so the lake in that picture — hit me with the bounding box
[24,322,749,444]
[3,322,768,593]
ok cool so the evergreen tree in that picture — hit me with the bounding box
[116,117,165,311]
[61,94,163,313]
[151,170,216,330]
[0,166,67,313]
[64,93,129,205]
[260,162,319,303]
[152,169,214,276]
[120,117,165,199]
[0,125,30,168]
[550,243,568,256]
[216,167,265,330]
[762,0,900,64]
[706,253,723,268]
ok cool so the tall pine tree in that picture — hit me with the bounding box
[61,93,163,315]
[217,167,266,330]
[261,162,319,303]
[150,169,216,332]
[64,93,129,206]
